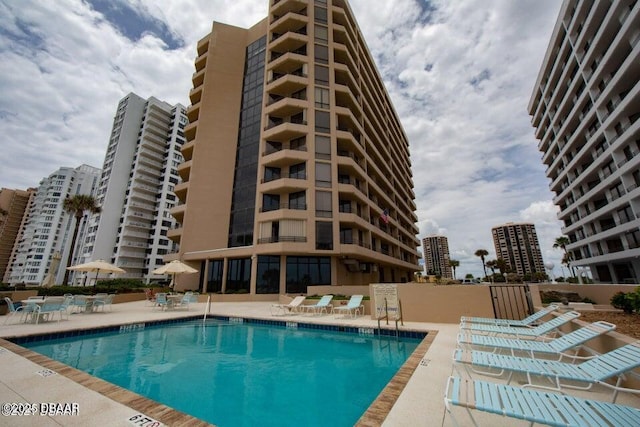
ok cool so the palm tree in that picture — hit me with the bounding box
[474,249,489,279]
[485,259,497,275]
[553,236,574,277]
[495,258,508,274]
[448,259,460,280]
[62,195,101,285]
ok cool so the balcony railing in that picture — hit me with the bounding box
[258,235,306,244]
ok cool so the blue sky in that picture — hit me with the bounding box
[0,0,567,278]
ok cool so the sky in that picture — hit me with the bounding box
[0,0,569,279]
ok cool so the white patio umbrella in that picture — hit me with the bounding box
[41,251,62,288]
[152,260,198,288]
[67,259,125,286]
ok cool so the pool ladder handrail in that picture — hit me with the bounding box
[203,295,211,323]
[376,298,404,337]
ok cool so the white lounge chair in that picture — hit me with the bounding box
[271,296,306,316]
[333,295,364,318]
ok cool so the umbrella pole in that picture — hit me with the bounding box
[94,269,100,289]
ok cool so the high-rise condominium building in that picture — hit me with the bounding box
[171,0,420,294]
[0,188,35,281]
[528,0,639,283]
[81,93,186,284]
[7,165,101,285]
[491,223,545,278]
[421,236,452,278]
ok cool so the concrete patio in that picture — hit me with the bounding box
[0,300,638,426]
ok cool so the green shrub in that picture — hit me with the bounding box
[611,292,634,313]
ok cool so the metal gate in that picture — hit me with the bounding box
[489,284,534,320]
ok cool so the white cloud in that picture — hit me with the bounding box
[0,0,565,278]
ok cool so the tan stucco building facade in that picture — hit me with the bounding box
[170,0,420,295]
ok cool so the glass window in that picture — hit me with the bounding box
[289,162,306,179]
[316,221,333,250]
[315,135,331,159]
[315,65,329,85]
[338,199,351,213]
[262,194,280,212]
[340,227,353,244]
[264,166,281,182]
[315,110,330,133]
[316,191,332,217]
[286,256,331,293]
[315,162,331,187]
[315,87,330,109]
[314,6,328,23]
[289,191,306,210]
[206,260,223,293]
[257,255,280,294]
[290,136,306,151]
[226,258,251,293]
[315,24,328,43]
[315,44,329,64]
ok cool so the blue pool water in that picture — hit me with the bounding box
[22,319,422,427]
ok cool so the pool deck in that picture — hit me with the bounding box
[0,300,639,426]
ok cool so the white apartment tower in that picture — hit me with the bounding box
[421,236,452,278]
[528,0,640,283]
[81,93,186,283]
[8,165,101,285]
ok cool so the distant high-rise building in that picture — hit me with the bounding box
[421,236,452,278]
[528,0,639,283]
[491,222,545,278]
[0,188,35,281]
[81,93,186,284]
[8,165,101,285]
[170,0,420,294]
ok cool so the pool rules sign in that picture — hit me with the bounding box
[372,283,399,322]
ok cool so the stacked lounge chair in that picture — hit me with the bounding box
[445,306,640,426]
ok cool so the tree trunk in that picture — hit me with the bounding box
[62,214,82,285]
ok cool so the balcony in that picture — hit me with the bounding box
[261,147,308,168]
[170,204,186,222]
[257,235,306,244]
[265,96,307,117]
[270,9,308,34]
[263,121,307,142]
[270,29,308,54]
[192,68,205,89]
[266,72,308,96]
[260,175,308,194]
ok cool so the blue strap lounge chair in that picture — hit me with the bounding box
[303,295,334,315]
[460,304,559,327]
[453,340,640,402]
[444,376,640,427]
[457,320,616,360]
[459,311,581,339]
[333,295,364,318]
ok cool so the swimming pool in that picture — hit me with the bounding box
[21,318,424,426]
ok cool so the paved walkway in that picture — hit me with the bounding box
[0,300,638,426]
